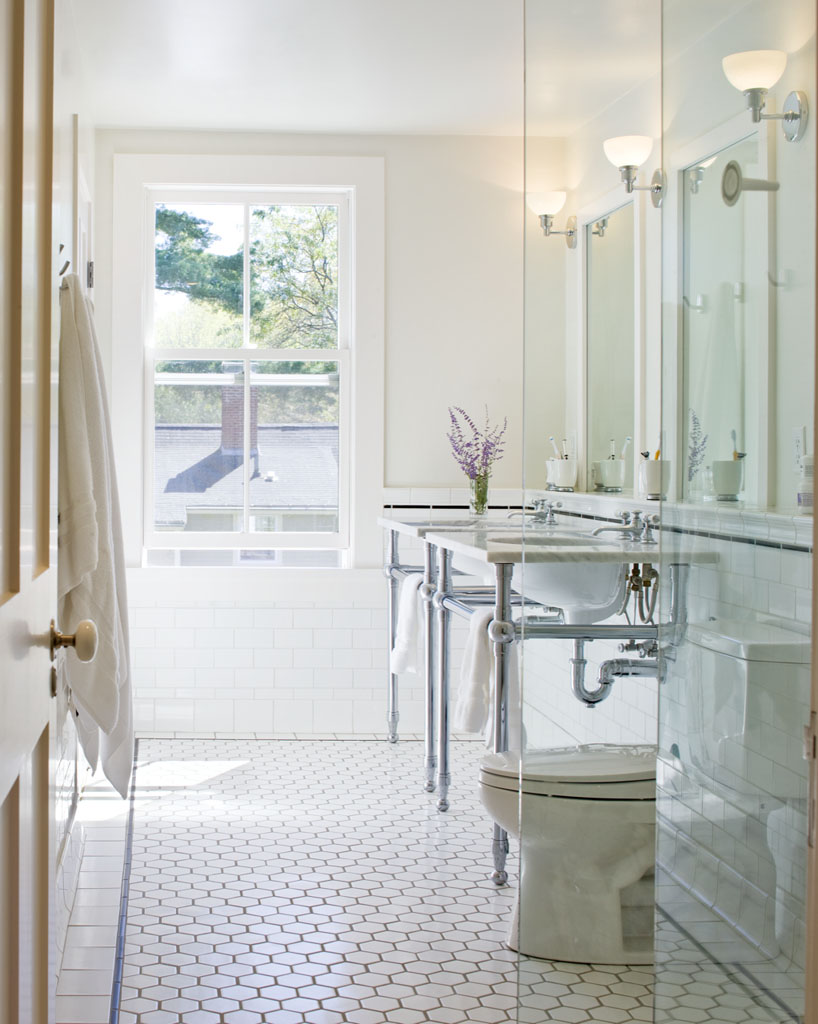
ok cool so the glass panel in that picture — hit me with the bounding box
[153,360,245,532]
[659,1,814,1022]
[153,204,244,348]
[249,205,339,349]
[586,202,635,492]
[249,360,339,533]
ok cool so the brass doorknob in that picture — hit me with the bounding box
[50,619,98,662]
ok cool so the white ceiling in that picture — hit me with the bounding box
[68,0,662,137]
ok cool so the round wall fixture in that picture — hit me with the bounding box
[721,159,780,206]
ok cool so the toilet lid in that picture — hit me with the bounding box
[480,744,657,799]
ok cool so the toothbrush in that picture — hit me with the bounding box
[620,436,632,461]
[731,429,738,460]
[561,438,568,460]
[549,436,562,460]
[609,439,616,460]
[640,450,650,460]
[654,449,661,460]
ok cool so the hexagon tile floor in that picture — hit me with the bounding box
[104,738,793,1023]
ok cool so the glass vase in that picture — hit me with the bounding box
[469,472,490,517]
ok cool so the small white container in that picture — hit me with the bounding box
[592,460,626,492]
[711,459,743,501]
[547,458,577,491]
[639,460,670,500]
[797,455,813,514]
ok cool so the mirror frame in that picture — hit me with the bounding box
[664,111,773,506]
[578,186,646,494]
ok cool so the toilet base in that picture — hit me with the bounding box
[505,869,655,964]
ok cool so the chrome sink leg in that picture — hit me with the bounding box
[386,529,400,744]
[422,541,437,792]
[435,548,452,811]
[492,824,510,887]
[490,561,514,885]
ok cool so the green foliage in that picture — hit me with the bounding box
[155,207,243,313]
[155,298,242,349]
[250,205,338,349]
[154,202,340,425]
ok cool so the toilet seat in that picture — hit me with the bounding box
[480,744,656,799]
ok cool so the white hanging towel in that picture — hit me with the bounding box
[453,608,520,749]
[390,573,424,674]
[58,275,133,798]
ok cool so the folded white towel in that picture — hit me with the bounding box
[390,573,424,674]
[454,609,493,733]
[58,275,134,799]
[454,608,521,750]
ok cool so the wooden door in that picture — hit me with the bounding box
[0,0,58,1020]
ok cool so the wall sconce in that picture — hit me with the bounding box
[527,191,577,249]
[592,217,609,237]
[602,136,666,207]
[722,49,808,142]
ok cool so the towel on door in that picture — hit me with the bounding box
[58,274,133,798]
[454,608,521,749]
[390,573,424,674]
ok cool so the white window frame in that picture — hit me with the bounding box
[144,186,350,553]
[110,155,385,569]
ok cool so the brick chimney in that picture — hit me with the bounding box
[221,384,258,456]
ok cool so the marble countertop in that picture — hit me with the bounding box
[422,526,719,566]
[376,513,523,539]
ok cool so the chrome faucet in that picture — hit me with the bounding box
[592,510,659,544]
[507,498,562,526]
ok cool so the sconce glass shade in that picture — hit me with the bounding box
[527,191,567,216]
[602,135,653,169]
[722,50,787,92]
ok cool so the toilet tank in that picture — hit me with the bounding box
[685,618,810,802]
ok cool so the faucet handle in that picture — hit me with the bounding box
[617,510,633,525]
[640,513,660,544]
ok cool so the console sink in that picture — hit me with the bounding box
[487,530,626,624]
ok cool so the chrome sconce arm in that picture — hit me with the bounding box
[723,50,809,143]
[615,164,667,208]
[539,212,578,249]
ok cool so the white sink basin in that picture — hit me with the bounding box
[489,531,626,624]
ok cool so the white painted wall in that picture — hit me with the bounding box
[94,129,530,492]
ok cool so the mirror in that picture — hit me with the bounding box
[586,201,635,492]
[682,131,769,505]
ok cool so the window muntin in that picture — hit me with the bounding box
[145,192,349,552]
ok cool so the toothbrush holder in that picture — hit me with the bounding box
[593,460,626,492]
[639,460,670,500]
[546,458,577,491]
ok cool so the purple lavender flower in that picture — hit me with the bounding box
[447,406,507,480]
[688,408,708,482]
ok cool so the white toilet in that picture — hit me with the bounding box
[479,744,657,964]
[673,618,810,961]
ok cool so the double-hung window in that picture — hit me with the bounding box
[145,189,350,566]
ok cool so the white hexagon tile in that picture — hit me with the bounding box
[109,739,787,1023]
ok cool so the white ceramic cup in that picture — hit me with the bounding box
[594,459,626,491]
[639,460,670,500]
[547,458,577,490]
[711,459,743,499]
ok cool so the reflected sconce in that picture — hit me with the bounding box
[602,135,666,207]
[721,159,780,207]
[528,191,577,249]
[592,217,609,237]
[688,155,717,194]
[722,49,808,142]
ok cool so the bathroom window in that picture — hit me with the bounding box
[144,191,351,560]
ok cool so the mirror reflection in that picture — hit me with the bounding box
[586,201,635,491]
[682,133,766,504]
